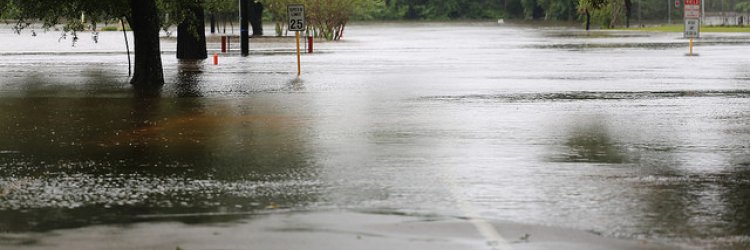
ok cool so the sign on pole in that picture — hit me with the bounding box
[287,4,305,31]
[288,4,305,76]
[684,0,700,38]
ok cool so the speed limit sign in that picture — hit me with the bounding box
[287,4,305,31]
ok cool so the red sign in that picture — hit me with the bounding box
[675,0,680,8]
[684,0,701,18]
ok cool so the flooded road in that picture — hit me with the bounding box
[1,22,749,249]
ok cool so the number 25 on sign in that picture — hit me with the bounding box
[287,4,305,31]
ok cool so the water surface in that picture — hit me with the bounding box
[0,22,749,249]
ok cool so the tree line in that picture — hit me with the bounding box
[0,0,376,90]
[366,0,750,27]
[2,0,749,90]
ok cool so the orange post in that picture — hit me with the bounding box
[296,31,301,76]
[221,36,227,53]
[213,53,218,65]
[307,36,313,53]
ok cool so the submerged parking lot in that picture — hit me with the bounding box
[0,22,749,249]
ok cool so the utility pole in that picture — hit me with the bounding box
[240,0,249,56]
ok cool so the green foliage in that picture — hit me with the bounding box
[157,0,205,36]
[375,0,408,19]
[2,0,128,32]
[736,1,750,12]
[204,0,237,13]
[521,0,536,19]
[375,0,503,20]
[590,3,613,28]
[100,25,119,31]
[257,0,294,36]
[259,0,380,39]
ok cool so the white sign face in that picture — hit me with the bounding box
[287,4,305,31]
[684,0,701,18]
[684,18,700,38]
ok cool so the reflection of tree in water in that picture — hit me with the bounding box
[720,152,750,245]
[553,115,750,247]
[556,122,627,164]
[549,118,728,243]
[0,89,318,232]
[174,60,204,98]
[721,171,750,238]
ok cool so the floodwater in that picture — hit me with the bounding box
[1,22,750,249]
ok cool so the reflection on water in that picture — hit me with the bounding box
[175,60,204,98]
[554,121,627,164]
[546,110,750,247]
[0,91,320,231]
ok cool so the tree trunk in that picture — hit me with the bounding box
[177,4,207,60]
[210,13,216,34]
[250,1,264,36]
[625,0,632,28]
[128,0,164,88]
[585,9,591,31]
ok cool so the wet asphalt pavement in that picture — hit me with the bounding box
[0,22,749,249]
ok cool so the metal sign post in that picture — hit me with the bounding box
[288,4,305,76]
[240,0,249,56]
[684,0,701,56]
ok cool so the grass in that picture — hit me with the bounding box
[622,24,750,32]
[100,25,132,31]
[100,26,119,31]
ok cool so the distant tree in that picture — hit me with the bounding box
[736,1,750,12]
[204,0,238,34]
[624,0,631,27]
[578,0,607,30]
[257,0,293,36]
[259,0,378,40]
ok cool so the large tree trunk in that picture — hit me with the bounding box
[249,1,264,36]
[128,0,164,88]
[177,4,207,60]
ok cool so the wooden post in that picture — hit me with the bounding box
[296,31,301,76]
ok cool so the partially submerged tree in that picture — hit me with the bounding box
[249,0,263,36]
[159,0,208,60]
[127,0,165,88]
[2,0,165,88]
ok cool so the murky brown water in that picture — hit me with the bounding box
[0,22,749,248]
